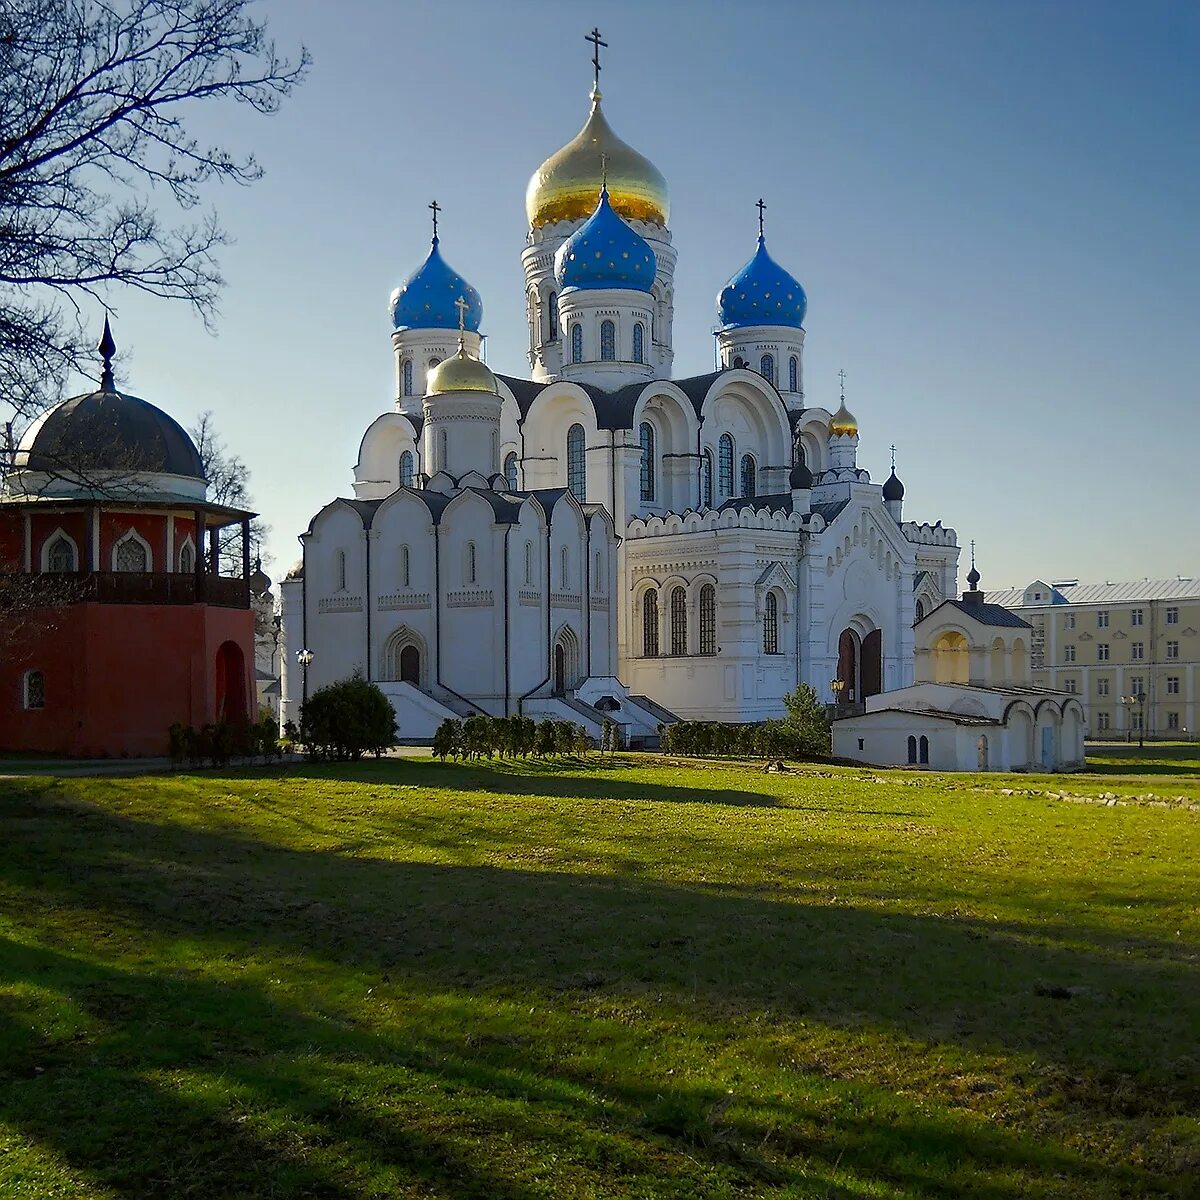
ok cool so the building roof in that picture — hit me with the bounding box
[921,597,1032,629]
[986,578,1200,607]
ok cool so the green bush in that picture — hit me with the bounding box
[301,675,397,761]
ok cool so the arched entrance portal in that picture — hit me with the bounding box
[214,640,248,724]
[552,625,581,695]
[837,625,882,701]
[837,629,858,702]
[861,629,882,698]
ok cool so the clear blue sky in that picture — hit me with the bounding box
[98,0,1199,589]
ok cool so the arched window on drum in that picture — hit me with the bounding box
[504,451,518,491]
[788,355,799,393]
[632,322,645,364]
[760,353,775,386]
[566,423,586,500]
[572,323,583,363]
[600,319,616,361]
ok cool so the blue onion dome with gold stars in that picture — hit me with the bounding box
[389,237,483,332]
[717,235,807,330]
[554,188,657,293]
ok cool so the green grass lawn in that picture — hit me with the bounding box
[1,755,1197,1198]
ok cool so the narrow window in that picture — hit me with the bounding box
[336,549,347,592]
[699,584,716,655]
[560,545,569,588]
[632,322,645,364]
[46,535,76,573]
[548,293,558,340]
[639,422,655,502]
[600,319,616,361]
[438,429,447,471]
[402,359,413,397]
[670,585,687,656]
[567,423,586,500]
[718,434,734,498]
[401,545,410,588]
[643,588,659,656]
[919,736,930,764]
[23,670,45,710]
[572,323,583,363]
[788,355,798,393]
[760,353,775,386]
[524,540,533,586]
[399,450,414,487]
[741,453,757,498]
[763,591,779,654]
[907,736,917,764]
[702,449,714,508]
[179,541,195,574]
[914,599,925,622]
[466,541,476,585]
[504,451,519,491]
[594,550,603,593]
[114,533,149,573]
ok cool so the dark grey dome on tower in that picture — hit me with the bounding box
[883,470,904,501]
[13,319,205,483]
[789,461,813,489]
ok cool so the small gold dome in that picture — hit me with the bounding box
[526,89,669,229]
[426,344,497,396]
[829,399,859,438]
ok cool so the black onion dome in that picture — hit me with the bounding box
[883,470,905,501]
[789,461,813,489]
[15,389,205,480]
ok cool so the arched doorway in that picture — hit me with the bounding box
[977,734,989,770]
[552,625,581,695]
[837,629,859,702]
[400,644,420,685]
[861,630,882,698]
[214,641,247,724]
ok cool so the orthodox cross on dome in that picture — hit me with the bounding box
[756,198,766,239]
[428,199,441,241]
[970,538,976,570]
[600,151,609,193]
[586,27,607,91]
[837,367,847,399]
[454,294,469,337]
[98,314,116,391]
[890,443,897,472]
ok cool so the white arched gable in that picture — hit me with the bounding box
[699,371,790,487]
[354,411,420,496]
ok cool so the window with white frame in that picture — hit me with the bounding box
[1097,610,1109,628]
[1064,678,1077,693]
[1131,642,1144,660]
[1167,675,1180,694]
[45,533,77,572]
[1130,676,1143,699]
[1097,678,1110,696]
[1167,712,1180,730]
[113,531,150,573]
[23,670,45,710]
[1066,614,1076,630]
[1131,608,1144,626]
[1064,645,1076,663]
[1167,640,1179,660]
[1097,643,1109,661]
[179,540,195,574]
[1097,712,1110,731]
[1166,606,1179,625]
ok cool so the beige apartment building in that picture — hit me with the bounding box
[986,579,1199,740]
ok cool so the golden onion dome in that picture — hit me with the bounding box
[526,88,669,229]
[426,343,498,397]
[829,399,859,438]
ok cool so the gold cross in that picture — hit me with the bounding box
[586,27,607,88]
[454,294,468,335]
[837,368,847,395]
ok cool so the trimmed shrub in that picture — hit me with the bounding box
[302,675,397,761]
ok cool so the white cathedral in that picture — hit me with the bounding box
[279,48,962,744]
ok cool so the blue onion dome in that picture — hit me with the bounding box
[389,237,483,332]
[554,189,657,293]
[717,235,807,330]
[883,470,905,501]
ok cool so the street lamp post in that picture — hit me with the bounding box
[1121,691,1146,749]
[830,678,846,705]
[296,648,314,741]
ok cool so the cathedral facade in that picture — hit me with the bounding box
[279,54,960,741]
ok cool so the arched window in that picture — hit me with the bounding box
[45,534,76,573]
[399,450,414,487]
[702,449,714,508]
[907,735,917,764]
[438,429,447,471]
[179,540,195,575]
[642,588,659,657]
[914,599,926,623]
[560,545,569,588]
[741,453,757,498]
[402,359,413,397]
[524,540,533,586]
[670,585,687,656]
[718,434,734,498]
[639,422,655,502]
[632,322,645,363]
[760,353,775,386]
[428,357,440,370]
[571,323,583,363]
[336,549,347,592]
[789,355,799,393]
[699,584,716,655]
[919,735,930,765]
[465,541,476,585]
[600,319,616,361]
[400,545,410,588]
[504,452,518,491]
[763,592,779,654]
[548,292,558,340]
[23,670,45,710]
[566,423,586,500]
[113,532,149,573]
